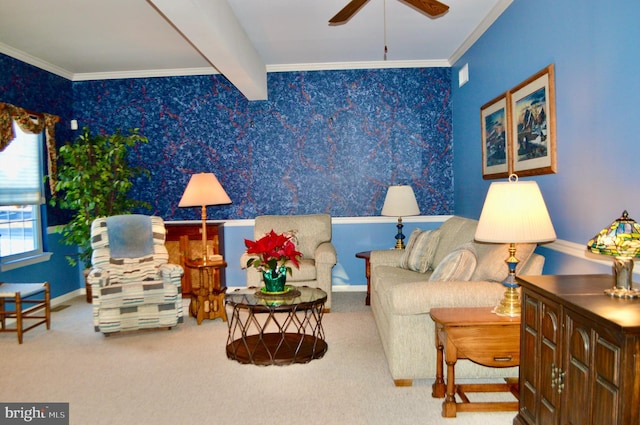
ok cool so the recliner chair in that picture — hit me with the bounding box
[240,214,337,311]
[88,214,184,334]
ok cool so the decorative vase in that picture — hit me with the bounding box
[262,266,287,293]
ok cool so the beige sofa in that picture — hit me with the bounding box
[240,214,337,310]
[370,216,544,386]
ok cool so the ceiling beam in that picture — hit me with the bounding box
[149,0,267,101]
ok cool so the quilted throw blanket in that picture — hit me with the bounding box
[106,215,154,258]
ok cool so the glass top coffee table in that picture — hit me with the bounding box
[225,286,327,366]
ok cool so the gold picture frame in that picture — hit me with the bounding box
[480,93,510,179]
[508,64,557,176]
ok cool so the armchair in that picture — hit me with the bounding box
[240,214,337,310]
[88,214,184,334]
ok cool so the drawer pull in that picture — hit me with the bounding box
[551,363,565,394]
[494,356,513,362]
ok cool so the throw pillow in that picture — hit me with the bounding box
[471,242,536,282]
[399,228,422,267]
[429,242,477,282]
[399,228,441,273]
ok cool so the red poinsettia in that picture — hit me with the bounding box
[245,230,302,275]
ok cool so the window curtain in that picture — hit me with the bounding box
[0,102,60,194]
[0,122,43,205]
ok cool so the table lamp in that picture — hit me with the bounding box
[475,175,556,316]
[179,172,232,263]
[381,185,420,249]
[587,210,640,298]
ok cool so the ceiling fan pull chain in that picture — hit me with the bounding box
[383,0,388,60]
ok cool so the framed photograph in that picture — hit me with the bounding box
[480,93,510,179]
[508,64,557,176]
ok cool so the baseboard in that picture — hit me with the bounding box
[55,288,85,306]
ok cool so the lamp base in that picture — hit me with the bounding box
[604,287,640,298]
[493,286,521,317]
[605,257,639,298]
[393,217,406,250]
[493,243,521,317]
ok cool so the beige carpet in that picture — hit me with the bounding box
[1,292,517,425]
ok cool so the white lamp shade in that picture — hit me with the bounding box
[178,172,232,207]
[475,179,556,243]
[381,185,420,217]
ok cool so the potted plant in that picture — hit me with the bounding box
[244,230,302,293]
[50,127,150,267]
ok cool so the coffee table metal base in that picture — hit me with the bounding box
[226,333,327,365]
[225,286,327,366]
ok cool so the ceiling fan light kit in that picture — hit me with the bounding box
[329,0,449,24]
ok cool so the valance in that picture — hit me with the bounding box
[0,102,60,194]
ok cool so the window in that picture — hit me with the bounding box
[0,120,50,270]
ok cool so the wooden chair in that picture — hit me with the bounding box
[0,282,50,344]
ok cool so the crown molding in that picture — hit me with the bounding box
[71,67,220,81]
[0,42,73,80]
[448,0,513,65]
[73,59,452,81]
[1,41,451,84]
[266,59,451,73]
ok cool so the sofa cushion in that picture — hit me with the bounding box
[399,228,440,273]
[431,217,478,267]
[429,242,477,282]
[373,265,433,293]
[471,242,536,282]
[382,280,507,316]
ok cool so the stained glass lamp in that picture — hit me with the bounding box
[587,210,640,298]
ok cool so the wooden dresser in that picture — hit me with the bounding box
[514,274,640,425]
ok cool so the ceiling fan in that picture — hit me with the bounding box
[329,0,449,24]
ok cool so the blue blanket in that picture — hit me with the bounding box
[106,215,154,258]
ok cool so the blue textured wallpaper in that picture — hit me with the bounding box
[73,68,452,220]
[0,54,72,118]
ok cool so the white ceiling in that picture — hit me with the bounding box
[0,0,511,99]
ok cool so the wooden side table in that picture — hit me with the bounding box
[184,258,227,324]
[355,251,371,305]
[430,307,520,418]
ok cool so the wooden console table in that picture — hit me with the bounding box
[430,307,520,418]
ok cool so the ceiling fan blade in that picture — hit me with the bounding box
[329,0,371,24]
[402,0,449,17]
